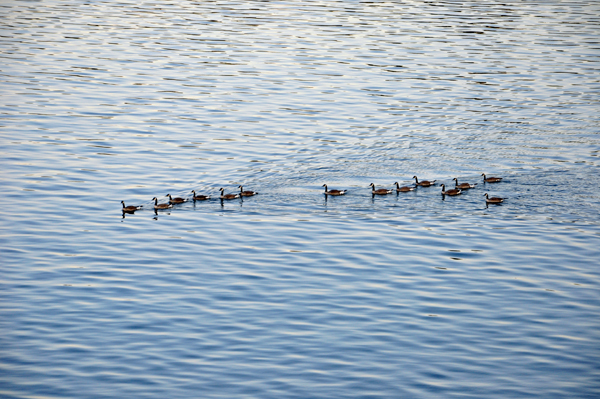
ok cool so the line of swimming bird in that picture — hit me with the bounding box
[121,174,505,214]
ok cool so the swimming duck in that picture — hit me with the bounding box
[219,188,240,200]
[369,183,394,195]
[394,182,415,192]
[484,193,505,204]
[191,190,210,201]
[481,173,502,183]
[239,185,257,197]
[322,184,347,196]
[413,176,436,187]
[152,197,172,210]
[453,178,477,190]
[121,201,142,213]
[167,194,187,204]
[441,184,461,196]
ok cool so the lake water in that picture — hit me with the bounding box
[1,1,600,398]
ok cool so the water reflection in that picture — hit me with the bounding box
[2,0,600,398]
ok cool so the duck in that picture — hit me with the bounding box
[413,176,436,187]
[239,185,257,197]
[191,190,210,201]
[369,183,394,195]
[219,188,240,200]
[453,177,477,190]
[441,184,461,196]
[481,173,502,183]
[166,194,187,204]
[322,184,347,196]
[121,201,142,213]
[484,193,505,204]
[152,197,172,210]
[394,182,415,192]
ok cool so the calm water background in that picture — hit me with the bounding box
[1,1,600,398]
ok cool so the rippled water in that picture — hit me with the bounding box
[2,1,600,398]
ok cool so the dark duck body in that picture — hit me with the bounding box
[322,184,347,196]
[453,177,477,190]
[413,176,436,187]
[191,190,210,201]
[394,182,415,192]
[219,188,240,200]
[484,193,505,204]
[152,197,172,210]
[121,201,142,213]
[441,184,461,196]
[238,185,257,197]
[167,194,187,204]
[481,173,502,183]
[369,183,394,195]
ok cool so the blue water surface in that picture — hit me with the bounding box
[1,1,599,398]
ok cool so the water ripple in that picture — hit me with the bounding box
[2,1,600,398]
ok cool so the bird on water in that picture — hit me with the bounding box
[441,184,461,196]
[191,190,210,201]
[453,177,477,190]
[481,173,502,183]
[239,185,257,197]
[369,183,394,195]
[219,188,240,200]
[322,184,347,196]
[167,194,187,204]
[484,193,505,204]
[394,182,415,192]
[121,201,142,213]
[153,197,172,210]
[413,176,436,187]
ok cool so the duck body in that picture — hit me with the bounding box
[484,193,505,204]
[152,197,173,210]
[121,201,142,213]
[394,182,415,192]
[239,185,257,197]
[481,173,502,183]
[369,183,394,195]
[441,184,461,196]
[167,194,187,204]
[219,188,240,200]
[413,176,436,187]
[322,184,347,196]
[191,190,210,201]
[453,178,477,190]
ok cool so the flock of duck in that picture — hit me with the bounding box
[121,174,506,214]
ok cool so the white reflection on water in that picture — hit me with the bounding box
[1,0,600,398]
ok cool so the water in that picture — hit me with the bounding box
[1,1,600,398]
